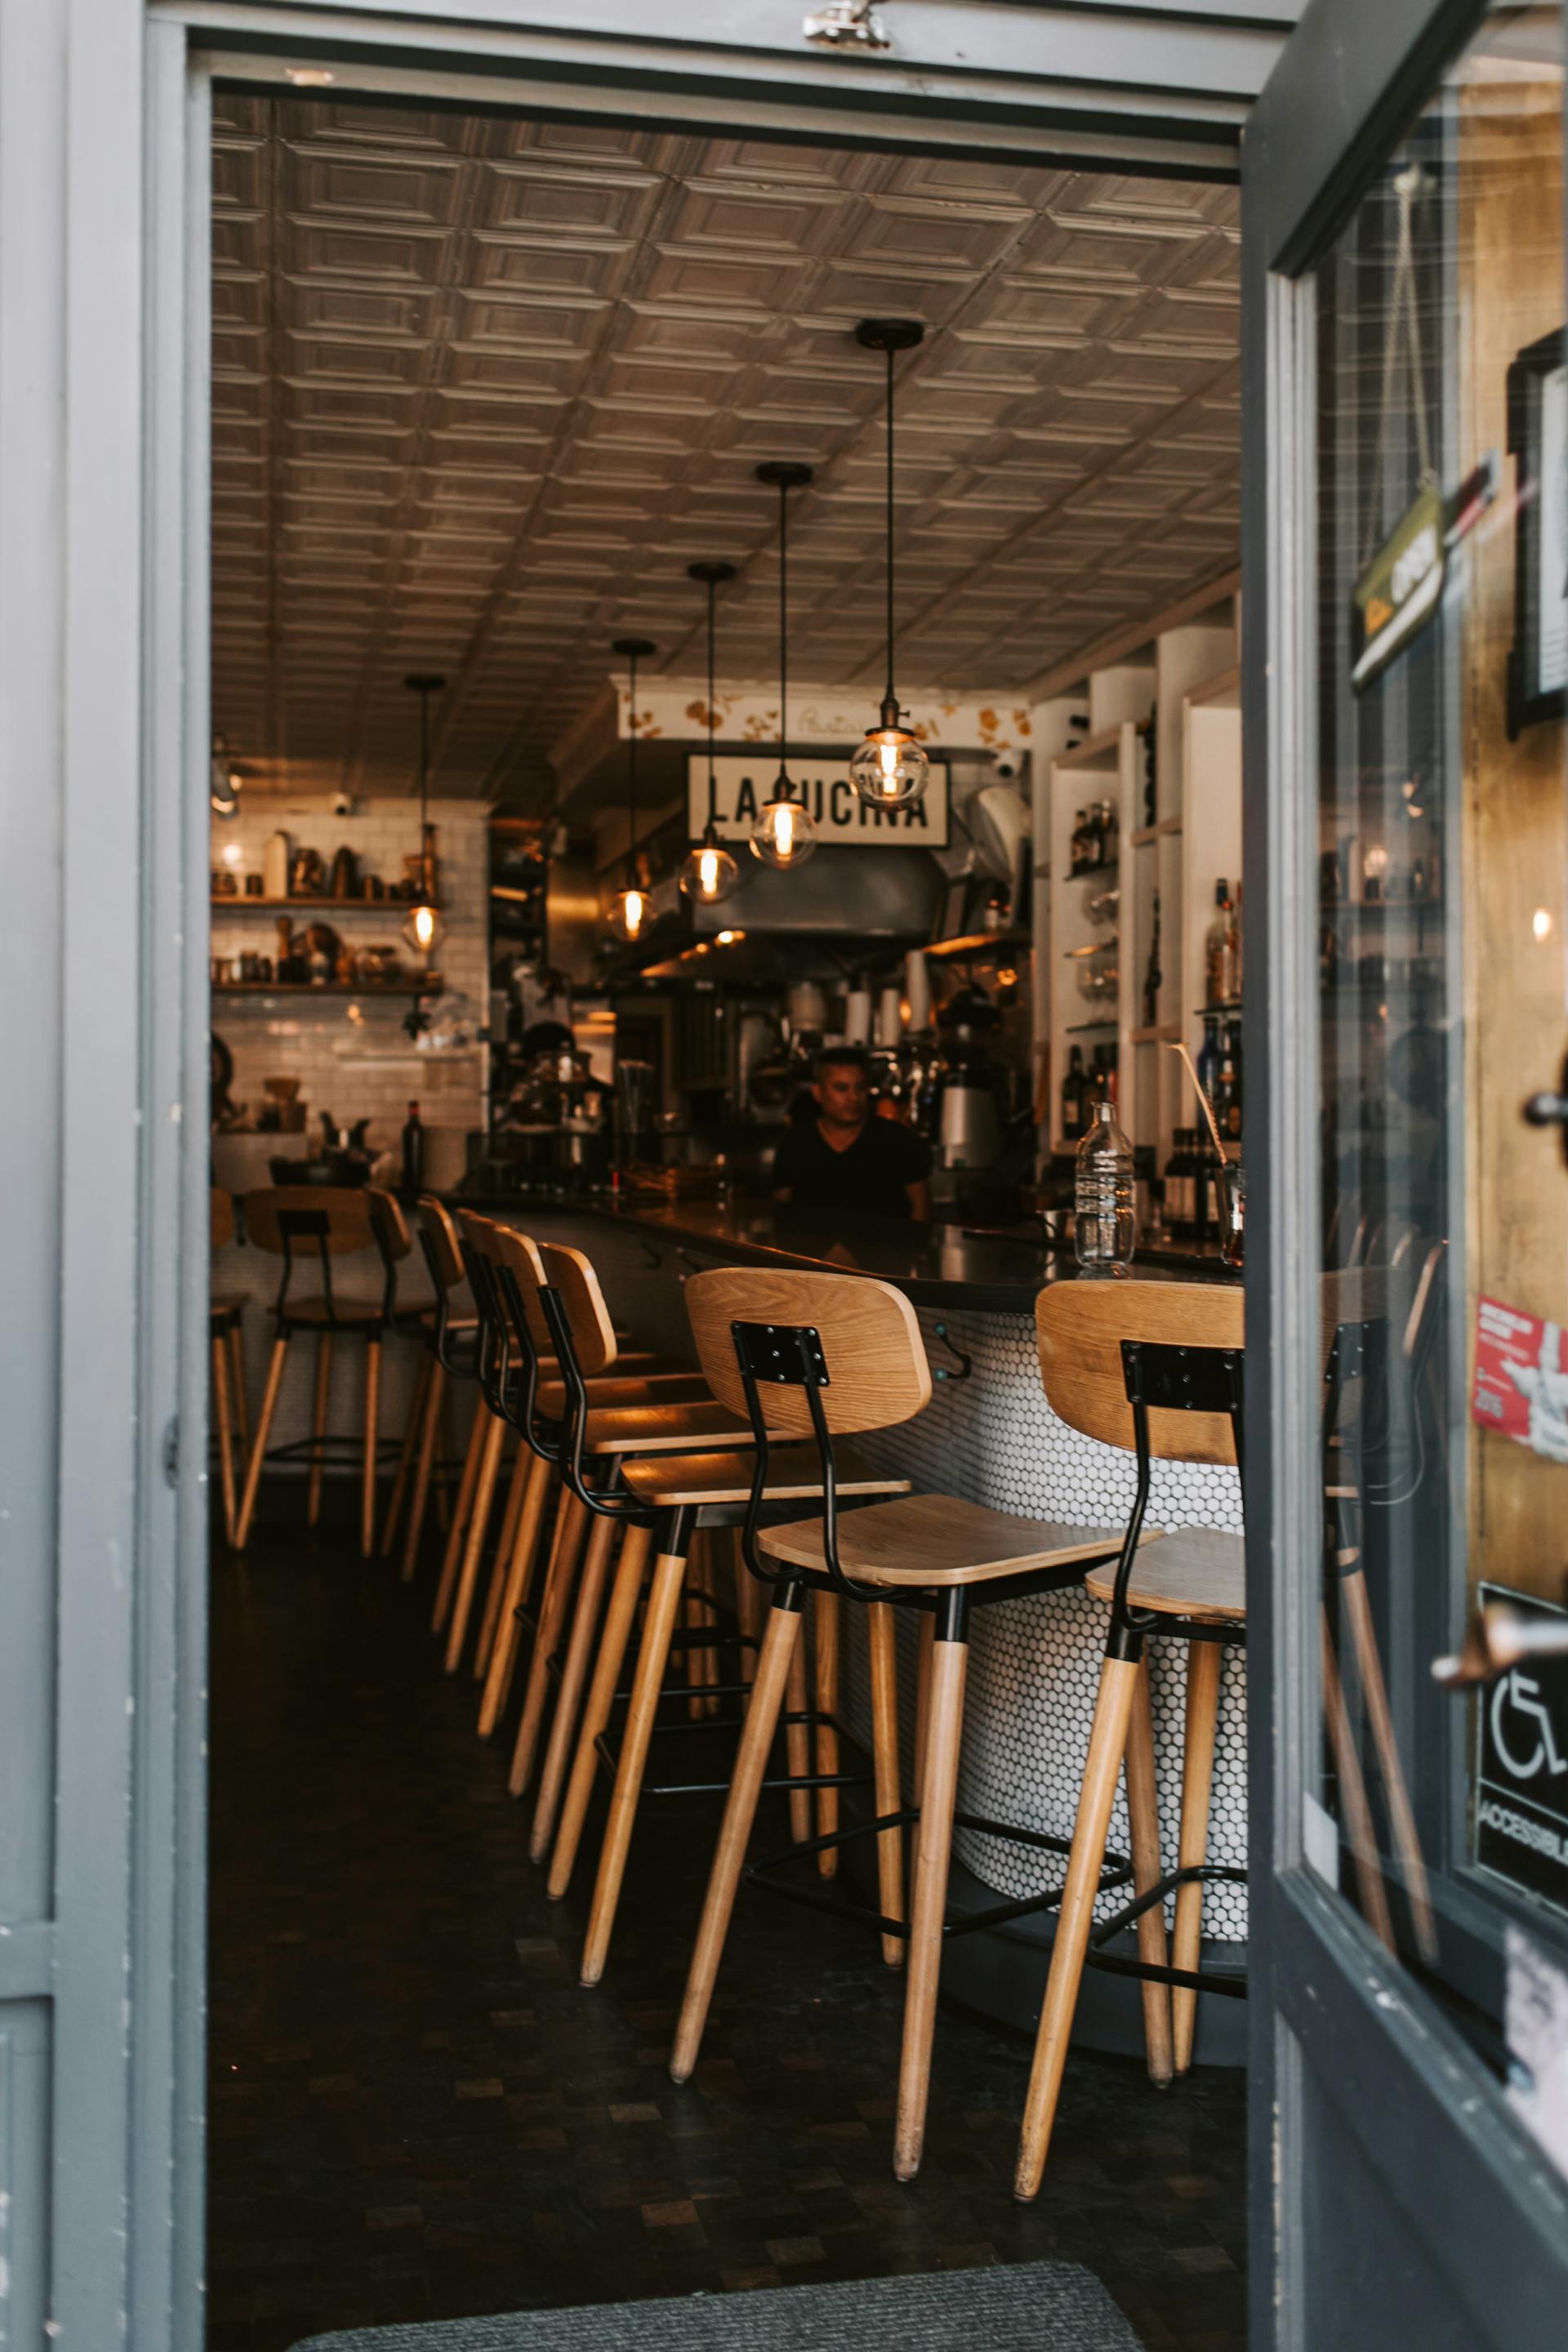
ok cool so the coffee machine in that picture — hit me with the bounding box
[925,982,1009,1203]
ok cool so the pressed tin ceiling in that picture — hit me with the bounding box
[211,94,1240,807]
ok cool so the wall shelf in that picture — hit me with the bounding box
[1129,816,1183,847]
[212,981,436,998]
[1129,1022,1183,1045]
[211,896,434,915]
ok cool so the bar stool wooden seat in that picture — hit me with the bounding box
[1013,1279,1245,2203]
[667,1266,1158,2185]
[210,1187,250,1548]
[232,1185,404,1557]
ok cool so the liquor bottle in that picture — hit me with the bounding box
[1165,1129,1192,1237]
[1225,1016,1243,1122]
[401,1100,425,1192]
[1216,1040,1241,1144]
[1206,880,1235,1005]
[1196,1013,1220,1125]
[1100,797,1120,866]
[1106,1042,1120,1111]
[1061,1044,1085,1142]
[1071,808,1089,877]
[1075,1098,1137,1275]
[1143,889,1163,1028]
[1141,721,1157,830]
[1227,883,1243,1000]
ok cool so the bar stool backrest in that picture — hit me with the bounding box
[212,1187,234,1251]
[366,1187,413,1263]
[418,1196,466,1294]
[242,1184,384,1327]
[685,1267,931,1437]
[536,1242,621,1380]
[1036,1281,1244,1468]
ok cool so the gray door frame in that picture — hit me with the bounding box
[1242,2,1568,2345]
[0,4,1295,2348]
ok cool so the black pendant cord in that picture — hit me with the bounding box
[777,476,790,790]
[627,645,640,871]
[706,572,719,833]
[884,341,896,710]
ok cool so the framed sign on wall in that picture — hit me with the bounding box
[1507,324,1568,737]
[687,753,950,849]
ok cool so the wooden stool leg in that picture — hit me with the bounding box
[228,1321,249,1457]
[813,1590,840,1879]
[868,1602,905,1968]
[443,1410,504,1673]
[1014,1653,1141,2201]
[400,1359,447,1584]
[670,1587,805,2082]
[508,1495,589,1795]
[1170,1638,1222,2074]
[893,1596,969,2182]
[784,1625,813,1842]
[307,1332,333,1527]
[1321,1614,1396,1953]
[547,1524,652,1901]
[380,1348,431,1559]
[212,1331,238,1548]
[579,1538,689,1987]
[913,1610,936,1791]
[360,1338,381,1559]
[234,1334,289,1551]
[431,1398,487,1635]
[1124,1656,1174,2087]
[1341,1568,1437,1965]
[434,1379,460,1531]
[474,1441,528,1678]
[476,1454,551,1739]
[528,1508,617,1855]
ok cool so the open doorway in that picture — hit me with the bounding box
[206,84,1245,2352]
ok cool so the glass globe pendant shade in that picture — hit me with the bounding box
[751,780,817,870]
[679,834,741,903]
[851,717,929,812]
[401,894,445,956]
[608,884,649,942]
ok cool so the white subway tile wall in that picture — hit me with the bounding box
[211,796,490,1153]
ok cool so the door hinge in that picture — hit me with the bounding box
[804,2,891,51]
[163,1414,180,1487]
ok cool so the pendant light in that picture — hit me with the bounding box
[849,318,929,812]
[402,674,446,957]
[608,636,657,941]
[679,561,742,904]
[751,461,817,869]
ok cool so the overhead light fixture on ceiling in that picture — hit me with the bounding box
[751,461,817,871]
[679,560,742,906]
[210,737,243,818]
[850,317,929,813]
[402,674,447,959]
[608,636,657,942]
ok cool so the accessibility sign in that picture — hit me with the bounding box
[1476,1584,1568,1919]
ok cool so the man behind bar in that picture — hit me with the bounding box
[772,1045,931,1221]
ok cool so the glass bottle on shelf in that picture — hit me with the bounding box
[401,1101,425,1192]
[1164,1128,1192,1237]
[1143,889,1163,1027]
[1061,1043,1086,1142]
[1216,1039,1241,1144]
[1206,880,1236,1005]
[1075,1098,1137,1276]
[1227,883,1243,1000]
[1141,721,1157,830]
[1196,1012,1221,1120]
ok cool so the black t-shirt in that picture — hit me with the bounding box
[772,1116,932,1219]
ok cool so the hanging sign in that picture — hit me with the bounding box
[1475,1584,1568,1920]
[687,753,949,849]
[1352,483,1446,692]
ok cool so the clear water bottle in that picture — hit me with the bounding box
[1075,1099,1137,1275]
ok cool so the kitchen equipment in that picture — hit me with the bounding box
[938,1080,1003,1171]
[969,781,1032,883]
[904,949,932,1031]
[875,983,903,1048]
[328,844,358,899]
[844,986,873,1045]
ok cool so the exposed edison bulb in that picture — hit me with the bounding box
[679,835,741,903]
[401,897,445,956]
[850,724,929,811]
[751,782,817,870]
[609,885,648,942]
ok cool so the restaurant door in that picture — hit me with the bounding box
[1245,1,1568,2342]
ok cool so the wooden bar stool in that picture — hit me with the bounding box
[666,1266,1159,2184]
[479,1233,902,1971]
[210,1187,249,1548]
[452,1214,710,1721]
[380,1195,479,1575]
[1013,1281,1245,2202]
[232,1185,403,1557]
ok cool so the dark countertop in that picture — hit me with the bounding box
[449,1185,1236,1312]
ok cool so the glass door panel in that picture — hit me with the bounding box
[1312,1,1568,2041]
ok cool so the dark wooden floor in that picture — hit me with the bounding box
[207,1501,1247,2352]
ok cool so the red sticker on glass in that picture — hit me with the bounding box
[1472,1295,1568,1462]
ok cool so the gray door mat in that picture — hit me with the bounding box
[287,2259,1145,2350]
